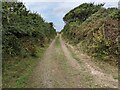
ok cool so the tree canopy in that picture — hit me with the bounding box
[63,3,104,24]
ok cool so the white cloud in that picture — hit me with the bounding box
[24,2,50,11]
[53,2,80,17]
[23,1,119,31]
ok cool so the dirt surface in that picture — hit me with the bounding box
[26,35,118,88]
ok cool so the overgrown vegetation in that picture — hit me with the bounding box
[2,2,56,60]
[2,1,56,88]
[3,47,46,88]
[63,3,104,24]
[62,3,120,64]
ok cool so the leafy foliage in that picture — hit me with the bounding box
[63,3,104,23]
[2,2,56,60]
[62,3,120,63]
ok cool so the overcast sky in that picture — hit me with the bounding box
[20,0,119,31]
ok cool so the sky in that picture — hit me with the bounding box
[20,0,119,31]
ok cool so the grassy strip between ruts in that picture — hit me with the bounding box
[2,45,48,88]
[55,36,61,48]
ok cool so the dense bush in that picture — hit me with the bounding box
[62,3,120,63]
[2,2,56,60]
[63,3,104,24]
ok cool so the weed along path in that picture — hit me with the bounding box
[26,35,118,88]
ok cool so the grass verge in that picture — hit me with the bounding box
[2,46,47,88]
[67,43,118,83]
